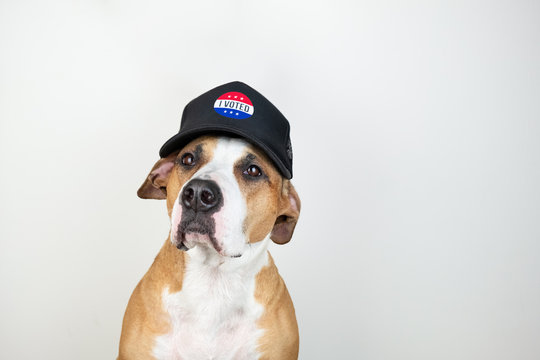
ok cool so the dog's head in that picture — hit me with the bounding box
[137,135,300,257]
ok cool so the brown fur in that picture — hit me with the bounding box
[255,254,299,359]
[119,136,299,359]
[118,239,186,359]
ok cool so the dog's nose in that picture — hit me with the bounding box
[181,179,222,212]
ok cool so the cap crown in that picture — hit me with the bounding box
[160,81,293,179]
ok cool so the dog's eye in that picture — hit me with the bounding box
[244,165,262,177]
[181,153,196,166]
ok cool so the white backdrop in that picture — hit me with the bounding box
[1,0,539,359]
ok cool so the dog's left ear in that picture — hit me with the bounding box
[271,180,301,245]
[137,152,178,200]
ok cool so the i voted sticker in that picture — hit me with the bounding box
[214,92,254,119]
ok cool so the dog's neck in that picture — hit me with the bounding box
[155,236,271,359]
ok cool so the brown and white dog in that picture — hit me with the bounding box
[119,135,301,360]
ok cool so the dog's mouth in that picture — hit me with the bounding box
[173,209,243,258]
[175,223,242,258]
[175,218,224,254]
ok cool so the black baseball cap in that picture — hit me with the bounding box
[159,81,293,179]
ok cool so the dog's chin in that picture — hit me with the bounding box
[180,232,214,250]
[175,231,242,258]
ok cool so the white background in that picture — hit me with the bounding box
[1,0,539,359]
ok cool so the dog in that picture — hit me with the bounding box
[118,134,301,359]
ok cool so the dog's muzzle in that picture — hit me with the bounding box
[176,179,224,252]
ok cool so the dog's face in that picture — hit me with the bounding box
[138,135,300,257]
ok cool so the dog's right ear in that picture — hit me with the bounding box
[137,152,178,200]
[271,181,301,245]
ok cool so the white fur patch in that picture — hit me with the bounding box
[152,237,270,360]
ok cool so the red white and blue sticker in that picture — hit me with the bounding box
[214,92,254,119]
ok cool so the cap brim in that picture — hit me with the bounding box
[159,125,292,179]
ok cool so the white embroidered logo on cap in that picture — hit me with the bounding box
[214,92,254,119]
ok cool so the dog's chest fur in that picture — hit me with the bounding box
[152,243,269,360]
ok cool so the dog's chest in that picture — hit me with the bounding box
[153,252,267,360]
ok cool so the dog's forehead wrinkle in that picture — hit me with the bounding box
[193,143,204,158]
